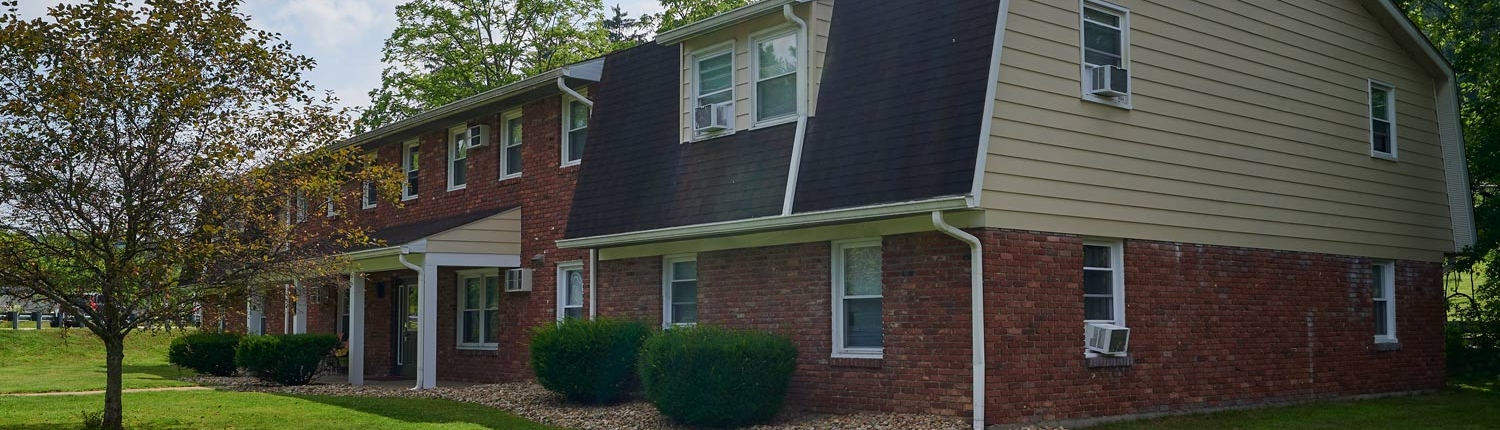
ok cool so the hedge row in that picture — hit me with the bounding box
[167,332,339,385]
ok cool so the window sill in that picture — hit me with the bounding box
[688,129,736,143]
[830,357,883,368]
[447,184,467,192]
[1084,354,1133,368]
[1374,340,1401,352]
[361,205,376,210]
[456,345,498,351]
[559,161,581,168]
[1370,151,1399,162]
[831,350,882,360]
[499,173,522,182]
[1081,94,1132,110]
[401,195,418,202]
[749,116,797,130]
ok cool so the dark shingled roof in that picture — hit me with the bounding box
[792,0,997,212]
[565,0,997,239]
[346,205,518,252]
[565,43,795,239]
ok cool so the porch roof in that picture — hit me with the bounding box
[343,206,522,271]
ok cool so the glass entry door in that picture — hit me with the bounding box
[394,278,418,378]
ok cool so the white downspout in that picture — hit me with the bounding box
[779,4,809,216]
[589,249,599,319]
[397,248,423,390]
[558,77,594,107]
[932,211,985,430]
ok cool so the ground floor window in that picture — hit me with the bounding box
[663,255,698,327]
[557,262,585,321]
[832,238,883,358]
[457,269,500,349]
[1372,261,1396,343]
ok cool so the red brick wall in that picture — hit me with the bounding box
[979,230,1446,425]
[591,228,1446,426]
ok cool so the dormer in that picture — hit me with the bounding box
[657,0,833,143]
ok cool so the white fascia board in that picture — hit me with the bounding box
[655,0,809,44]
[557,196,971,249]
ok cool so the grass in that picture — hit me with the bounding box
[0,390,562,429]
[0,329,195,394]
[1091,381,1500,430]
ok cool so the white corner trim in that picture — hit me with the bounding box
[970,0,1011,208]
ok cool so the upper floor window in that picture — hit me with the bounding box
[693,45,735,138]
[500,110,523,179]
[562,93,589,167]
[663,255,698,327]
[402,140,419,200]
[753,30,798,122]
[292,191,308,224]
[832,238,882,358]
[361,180,377,209]
[448,127,469,190]
[1372,261,1396,343]
[1369,80,1397,159]
[1080,1,1131,106]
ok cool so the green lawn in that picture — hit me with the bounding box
[0,390,562,430]
[1447,261,1489,321]
[0,329,195,393]
[1092,382,1500,430]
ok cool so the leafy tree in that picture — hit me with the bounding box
[0,1,398,428]
[359,0,616,131]
[656,0,752,32]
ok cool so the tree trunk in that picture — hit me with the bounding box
[103,335,125,430]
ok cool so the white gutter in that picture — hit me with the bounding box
[397,247,423,391]
[779,4,810,216]
[558,77,594,107]
[655,0,809,44]
[931,211,985,430]
[558,196,969,249]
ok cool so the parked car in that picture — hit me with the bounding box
[51,294,100,328]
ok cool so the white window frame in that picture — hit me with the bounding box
[337,286,350,339]
[560,90,588,167]
[361,180,377,210]
[691,41,736,139]
[447,125,469,191]
[831,238,883,359]
[662,254,698,327]
[1368,79,1398,160]
[1083,239,1125,356]
[292,191,308,223]
[1372,261,1397,344]
[499,109,523,180]
[556,261,585,321]
[751,26,799,126]
[1078,0,1131,108]
[455,268,500,350]
[324,196,337,218]
[401,139,419,201]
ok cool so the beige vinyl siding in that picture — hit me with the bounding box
[425,208,522,255]
[678,1,830,142]
[983,0,1453,262]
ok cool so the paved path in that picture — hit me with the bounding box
[1,386,210,397]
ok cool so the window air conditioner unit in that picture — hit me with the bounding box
[1086,65,1130,98]
[466,125,490,149]
[1085,322,1130,355]
[693,101,734,132]
[504,268,533,292]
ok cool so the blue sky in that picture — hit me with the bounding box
[15,0,663,111]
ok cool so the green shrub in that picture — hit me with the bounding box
[530,318,651,404]
[235,333,339,385]
[167,331,242,376]
[637,326,797,428]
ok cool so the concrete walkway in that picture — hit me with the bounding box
[1,386,211,397]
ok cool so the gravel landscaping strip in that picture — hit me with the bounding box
[181,376,1062,430]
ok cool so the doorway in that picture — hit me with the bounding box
[393,277,418,379]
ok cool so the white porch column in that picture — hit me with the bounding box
[348,273,365,385]
[292,280,308,334]
[417,261,439,388]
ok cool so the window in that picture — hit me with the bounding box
[448,127,468,190]
[693,46,734,137]
[361,180,377,209]
[1369,80,1397,159]
[832,239,882,357]
[292,192,308,223]
[500,110,523,179]
[1372,261,1396,343]
[562,93,588,166]
[1079,1,1130,104]
[324,195,337,218]
[754,30,798,122]
[1083,240,1125,327]
[663,255,698,326]
[337,287,350,339]
[557,262,584,320]
[402,140,419,200]
[457,269,500,349]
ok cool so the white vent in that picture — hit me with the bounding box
[466,125,490,149]
[693,101,734,132]
[1085,322,1130,355]
[1086,65,1130,98]
[503,268,533,292]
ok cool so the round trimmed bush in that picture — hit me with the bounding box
[167,331,242,376]
[637,326,797,428]
[530,318,651,404]
[235,333,339,385]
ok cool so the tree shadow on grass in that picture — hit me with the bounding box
[87,364,195,385]
[268,393,560,429]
